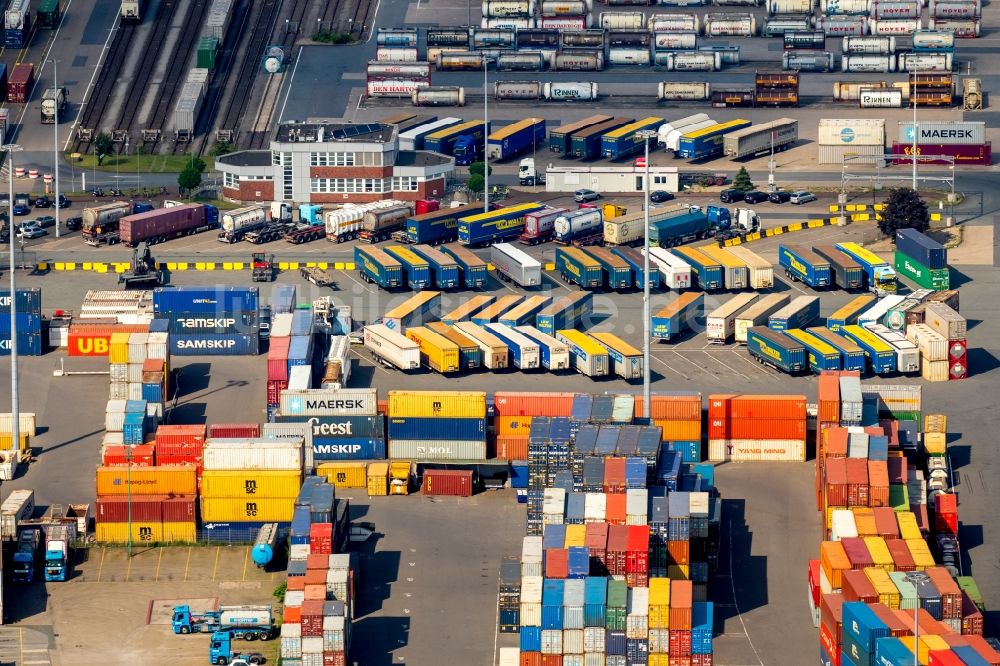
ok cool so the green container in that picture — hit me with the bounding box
[956,576,984,611]
[605,606,626,631]
[197,37,219,70]
[37,0,61,27]
[894,250,950,290]
[889,483,908,512]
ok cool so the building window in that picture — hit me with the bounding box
[391,176,418,192]
[653,175,668,185]
[311,178,388,194]
[224,172,238,188]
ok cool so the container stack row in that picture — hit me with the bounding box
[0,288,42,356]
[267,305,316,419]
[280,477,355,666]
[706,393,807,462]
[94,466,198,543]
[151,286,260,356]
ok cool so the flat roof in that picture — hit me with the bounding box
[395,151,452,167]
[275,122,394,144]
[216,150,272,167]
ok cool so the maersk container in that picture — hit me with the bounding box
[514,326,571,370]
[779,244,832,288]
[484,323,541,369]
[669,247,723,290]
[363,324,420,370]
[651,292,704,340]
[355,246,404,289]
[768,295,820,331]
[746,326,807,373]
[555,329,610,376]
[813,245,865,289]
[556,247,604,289]
[536,292,594,335]
[807,327,867,371]
[706,292,759,343]
[841,324,897,373]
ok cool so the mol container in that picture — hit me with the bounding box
[555,329,610,377]
[652,292,704,341]
[707,293,760,344]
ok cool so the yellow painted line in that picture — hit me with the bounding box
[544,262,555,271]
[318,262,328,270]
[184,546,192,582]
[167,262,177,270]
[82,262,92,270]
[125,550,133,582]
[212,546,221,580]
[242,546,249,581]
[334,262,344,270]
[345,262,355,270]
[155,547,164,581]
[97,546,107,581]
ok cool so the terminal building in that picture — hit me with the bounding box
[216,121,455,205]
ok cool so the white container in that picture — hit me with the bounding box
[521,575,543,603]
[278,388,377,417]
[146,332,168,360]
[645,248,692,290]
[906,323,947,361]
[387,439,486,461]
[704,13,756,36]
[608,47,651,65]
[272,313,294,337]
[203,438,303,470]
[706,293,760,344]
[541,629,564,654]
[290,543,310,560]
[127,332,149,362]
[301,636,324,653]
[600,11,644,29]
[584,492,606,522]
[923,302,966,340]
[564,628,585,653]
[364,324,420,371]
[284,590,305,606]
[109,381,129,400]
[768,0,813,12]
[127,383,143,401]
[453,322,510,370]
[1,488,35,539]
[127,363,143,383]
[921,358,949,381]
[522,536,543,563]
[490,243,542,287]
[520,602,542,626]
[708,438,806,462]
[584,626,606,652]
[514,326,571,370]
[830,509,859,541]
[102,431,124,446]
[105,399,127,432]
[542,81,599,101]
[484,324,541,370]
[870,19,921,34]
[689,491,710,517]
[499,647,521,666]
[0,412,36,436]
[110,363,129,382]
[564,605,585,629]
[626,488,648,516]
[649,13,700,32]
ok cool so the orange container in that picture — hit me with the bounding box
[101,444,155,466]
[817,373,841,422]
[669,580,693,630]
[307,554,328,570]
[667,540,690,565]
[284,606,301,623]
[820,540,850,590]
[722,419,806,440]
[540,656,562,666]
[605,493,627,525]
[497,415,533,437]
[707,394,807,420]
[868,460,890,507]
[852,507,877,537]
[634,394,702,420]
[654,418,701,441]
[96,465,197,496]
[304,584,326,600]
[520,652,543,666]
[304,569,326,586]
[287,577,305,591]
[494,392,575,417]
[824,428,849,459]
[67,323,149,357]
[495,437,529,461]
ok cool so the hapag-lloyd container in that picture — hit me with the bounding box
[95,465,198,495]
[203,439,303,470]
[278,388,378,416]
[494,391,576,416]
[387,439,487,460]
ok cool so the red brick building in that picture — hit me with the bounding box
[217,122,454,205]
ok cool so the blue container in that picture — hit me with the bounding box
[868,436,889,461]
[575,425,599,455]
[566,492,586,523]
[571,394,593,422]
[841,632,869,666]
[567,547,589,579]
[690,561,709,583]
[874,637,917,666]
[649,497,669,527]
[166,311,258,335]
[544,524,566,549]
[498,608,519,628]
[0,331,42,356]
[896,228,946,269]
[287,335,313,370]
[170,333,259,355]
[951,645,992,666]
[291,310,314,336]
[841,602,890,654]
[123,412,146,445]
[541,605,564,630]
[591,395,614,423]
[141,383,164,403]
[529,417,552,441]
[269,285,297,314]
[654,449,681,489]
[0,288,41,314]
[153,286,259,315]
[550,417,571,442]
[584,576,607,603]
[637,427,660,457]
[691,463,715,490]
[520,627,541,652]
[584,603,606,627]
[510,461,528,489]
[386,416,485,441]
[0,313,41,333]
[625,458,646,489]
[553,471,574,495]
[125,399,147,413]
[542,579,565,605]
[606,630,626,655]
[616,427,640,456]
[668,440,701,463]
[311,438,386,461]
[595,426,618,456]
[691,602,714,654]
[916,578,943,620]
[201,520,289,533]
[626,637,649,663]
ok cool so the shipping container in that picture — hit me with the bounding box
[422,469,475,496]
[779,244,832,288]
[556,247,604,289]
[459,203,545,247]
[355,246,404,289]
[7,63,33,103]
[807,327,867,371]
[484,323,542,369]
[746,326,808,373]
[514,326,571,370]
[723,118,798,159]
[589,332,643,379]
[894,251,951,290]
[769,295,821,331]
[536,291,594,335]
[426,322,483,370]
[440,243,490,289]
[452,321,510,369]
[405,326,462,373]
[842,325,898,373]
[697,244,749,290]
[555,329,610,376]
[492,243,543,287]
[382,291,441,331]
[669,247,723,290]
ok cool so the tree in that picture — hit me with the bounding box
[879,187,930,237]
[466,174,485,194]
[731,166,754,192]
[94,132,113,166]
[469,161,492,178]
[178,167,202,197]
[209,141,234,158]
[191,157,207,173]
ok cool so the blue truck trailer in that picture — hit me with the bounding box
[835,242,897,296]
[813,245,865,290]
[403,203,479,244]
[424,120,488,165]
[487,118,546,161]
[556,247,604,289]
[440,243,489,288]
[768,295,820,331]
[779,243,832,288]
[649,207,721,247]
[841,324,897,374]
[355,246,404,289]
[652,292,704,340]
[411,244,461,289]
[536,291,594,335]
[826,294,877,332]
[398,117,463,150]
[611,246,661,290]
[669,246,724,291]
[677,119,752,160]
[746,326,807,373]
[601,116,665,160]
[807,326,867,372]
[583,246,633,290]
[385,245,433,289]
[569,117,633,159]
[782,328,842,372]
[458,202,545,247]
[172,604,275,639]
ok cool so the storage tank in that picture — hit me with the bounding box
[842,35,896,53]
[375,47,419,62]
[841,54,897,71]
[483,0,537,15]
[367,79,430,98]
[653,32,698,49]
[560,29,606,48]
[912,29,954,50]
[554,51,605,70]
[541,0,589,14]
[833,80,890,99]
[262,46,285,73]
[859,88,904,107]
[814,15,868,35]
[437,52,486,70]
[495,80,544,99]
[820,0,870,13]
[366,61,433,79]
[649,14,700,32]
[82,202,132,233]
[927,18,979,36]
[426,47,466,65]
[768,0,814,13]
[472,28,517,48]
[930,0,981,18]
[599,11,645,29]
[607,30,651,47]
[659,0,707,5]
[426,28,470,47]
[782,50,835,70]
[869,19,921,33]
[704,14,756,36]
[898,52,953,71]
[482,17,535,28]
[657,82,711,100]
[870,0,920,18]
[412,86,466,106]
[607,48,652,65]
[543,81,599,100]
[554,209,603,243]
[377,28,419,47]
[497,52,546,71]
[763,15,813,35]
[541,15,591,29]
[663,51,722,71]
[222,205,267,233]
[783,30,827,49]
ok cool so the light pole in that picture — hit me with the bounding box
[637,129,657,420]
[2,144,22,459]
[911,77,918,191]
[51,59,61,238]
[767,130,776,193]
[482,56,490,212]
[904,571,929,666]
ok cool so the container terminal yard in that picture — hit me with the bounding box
[0,0,997,664]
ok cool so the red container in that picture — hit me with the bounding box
[267,379,287,406]
[891,142,993,166]
[918,607,953,636]
[625,526,649,573]
[304,569,326,586]
[817,373,841,423]
[323,652,347,666]
[869,602,911,637]
[421,469,473,496]
[154,424,206,454]
[625,571,648,588]
[824,457,849,508]
[603,457,627,493]
[545,548,568,578]
[605,492,627,525]
[872,507,899,539]
[520,652,543,666]
[722,418,807,441]
[934,493,958,535]
[809,560,822,608]
[667,539,690,566]
[886,538,915,572]
[540,656,562,666]
[964,635,1000,665]
[95,495,164,522]
[841,538,873,569]
[585,522,607,572]
[821,592,845,645]
[606,524,628,575]
[310,523,333,555]
[155,455,202,473]
[669,580,693,630]
[913,504,930,533]
[286,577,305,591]
[102,444,155,466]
[927,567,962,620]
[142,358,165,372]
[691,655,714,666]
[633,394,702,421]
[306,553,328,570]
[495,437,528,461]
[929,651,967,666]
[300,600,325,637]
[868,460,889,507]
[120,205,207,246]
[208,423,260,439]
[492,391,575,417]
[842,569,878,604]
[303,583,325,600]
[824,427,849,459]
[414,199,440,215]
[267,337,291,381]
[707,394,806,420]
[669,658,692,666]
[845,458,870,507]
[950,353,968,380]
[162,496,196,522]
[669,629,692,656]
[820,616,841,666]
[961,590,984,635]
[8,63,33,104]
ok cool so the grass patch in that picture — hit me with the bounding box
[312,31,355,44]
[191,196,241,210]
[66,153,205,174]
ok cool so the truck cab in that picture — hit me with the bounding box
[43,525,73,582]
[518,158,545,186]
[732,208,761,233]
[452,135,481,166]
[270,202,292,223]
[12,528,41,583]
[209,632,265,666]
[871,266,897,296]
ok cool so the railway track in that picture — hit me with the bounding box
[72,23,139,153]
[109,0,174,140]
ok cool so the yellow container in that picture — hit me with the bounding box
[96,521,163,544]
[497,415,533,437]
[667,564,689,580]
[405,327,461,374]
[905,538,935,570]
[161,521,197,543]
[649,604,670,629]
[200,470,302,498]
[864,567,901,609]
[0,433,30,450]
[367,462,390,496]
[387,390,486,418]
[200,497,295,522]
[389,461,413,495]
[109,332,130,364]
[96,465,197,496]
[924,432,946,456]
[924,414,947,434]
[899,634,949,665]
[852,507,877,537]
[655,419,701,441]
[863,536,894,571]
[648,655,671,666]
[896,512,922,540]
[564,524,586,548]
[317,462,368,488]
[648,577,671,606]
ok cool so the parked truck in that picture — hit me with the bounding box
[866,323,921,373]
[120,203,220,246]
[1,488,35,540]
[601,116,665,160]
[549,114,614,153]
[515,325,571,370]
[535,291,594,335]
[218,205,269,243]
[746,326,807,373]
[841,324,897,374]
[782,328,842,372]
[491,242,543,287]
[484,323,541,369]
[325,200,396,243]
[826,294,877,331]
[583,246,632,290]
[402,203,479,245]
[355,246,405,289]
[836,242,897,296]
[645,247,692,290]
[726,244,774,289]
[385,245,434,289]
[554,208,603,245]
[768,295,820,330]
[735,293,790,343]
[518,157,546,186]
[411,244,462,289]
[779,243,832,288]
[440,243,489,288]
[555,329,610,377]
[82,201,132,245]
[459,202,545,247]
[807,326,867,372]
[649,206,723,247]
[706,292,759,343]
[406,326,462,373]
[518,206,569,245]
[364,323,421,370]
[698,244,748,290]
[556,246,604,289]
[669,246,724,290]
[677,119,752,160]
[569,117,633,159]
[43,524,73,582]
[612,246,661,290]
[589,331,643,379]
[813,244,865,290]
[722,118,798,159]
[40,86,67,123]
[453,321,511,369]
[487,118,546,161]
[424,120,489,165]
[209,632,266,666]
[652,292,704,340]
[172,604,275,639]
[12,528,41,583]
[360,204,415,243]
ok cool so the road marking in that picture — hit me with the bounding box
[97,546,106,581]
[671,350,707,373]
[184,546,192,581]
[704,350,752,381]
[212,546,221,580]
[365,0,384,44]
[155,547,163,581]
[651,354,686,380]
[125,550,133,582]
[18,627,22,665]
[277,45,303,125]
[242,546,249,581]
[341,270,376,293]
[492,575,501,666]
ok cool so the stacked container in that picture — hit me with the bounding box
[0,288,43,356]
[707,394,807,462]
[894,229,950,291]
[634,393,702,463]
[94,466,198,543]
[151,286,260,356]
[905,323,949,382]
[922,302,968,380]
[276,387,383,463]
[494,391,576,462]
[386,390,487,460]
[154,424,207,487]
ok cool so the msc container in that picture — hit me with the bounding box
[422,469,475,496]
[652,292,704,340]
[725,245,774,289]
[706,293,760,343]
[735,293,790,343]
[746,326,808,373]
[555,329,610,376]
[363,324,420,370]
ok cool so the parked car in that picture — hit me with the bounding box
[14,193,30,207]
[743,191,769,205]
[769,191,792,204]
[574,189,601,203]
[33,195,51,208]
[649,190,674,204]
[790,191,817,204]
[16,222,45,239]
[12,204,30,216]
[57,194,70,208]
[65,216,82,231]
[719,189,743,204]
[35,215,56,228]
